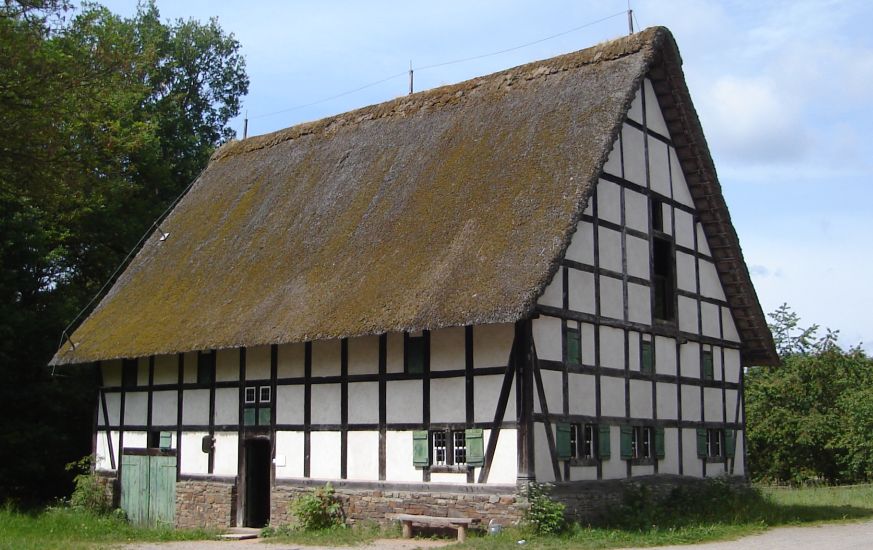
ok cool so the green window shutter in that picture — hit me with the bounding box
[556,423,572,460]
[412,431,429,468]
[598,425,611,459]
[641,341,653,374]
[655,427,665,459]
[620,425,634,459]
[567,328,581,364]
[243,407,257,426]
[725,430,736,458]
[407,336,425,374]
[696,428,708,458]
[465,428,485,467]
[159,431,173,450]
[258,406,271,426]
[702,351,714,380]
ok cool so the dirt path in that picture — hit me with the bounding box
[122,538,452,550]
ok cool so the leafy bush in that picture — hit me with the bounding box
[289,483,344,531]
[523,482,565,534]
[65,456,111,514]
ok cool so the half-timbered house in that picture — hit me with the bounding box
[50,27,778,528]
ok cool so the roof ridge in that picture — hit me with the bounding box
[213,26,669,162]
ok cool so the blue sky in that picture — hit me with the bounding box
[98,0,873,352]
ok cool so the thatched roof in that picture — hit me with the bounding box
[50,26,778,367]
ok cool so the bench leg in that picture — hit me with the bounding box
[401,521,412,539]
[457,525,466,543]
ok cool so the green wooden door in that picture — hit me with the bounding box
[120,454,149,525]
[121,452,176,526]
[148,455,177,526]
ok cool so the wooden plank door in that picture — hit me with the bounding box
[148,455,177,526]
[120,454,149,524]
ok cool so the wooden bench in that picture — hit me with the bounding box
[387,513,476,542]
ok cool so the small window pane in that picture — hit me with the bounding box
[433,431,447,465]
[407,335,425,374]
[453,431,466,465]
[567,327,581,364]
[258,406,271,426]
[582,424,595,458]
[244,387,256,404]
[243,407,257,426]
[259,386,271,403]
[569,425,579,459]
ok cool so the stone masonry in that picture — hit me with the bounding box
[175,480,236,529]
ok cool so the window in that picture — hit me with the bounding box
[453,431,467,465]
[557,423,609,461]
[651,197,664,232]
[122,359,138,388]
[702,350,714,380]
[653,237,675,321]
[433,431,448,465]
[244,385,271,426]
[621,425,665,461]
[406,334,425,374]
[697,428,735,460]
[633,426,653,459]
[244,387,257,404]
[566,326,581,364]
[197,351,215,385]
[432,430,465,466]
[412,429,484,469]
[148,431,173,450]
[259,386,271,403]
[641,340,654,374]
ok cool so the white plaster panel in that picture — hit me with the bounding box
[676,251,697,293]
[151,391,177,426]
[348,335,379,375]
[626,235,649,279]
[625,188,649,233]
[346,431,379,480]
[430,472,467,483]
[622,124,646,186]
[568,268,595,314]
[137,357,150,386]
[276,385,305,424]
[183,352,197,383]
[681,386,701,421]
[580,323,596,366]
[659,427,680,474]
[655,336,677,376]
[540,370,563,415]
[712,348,724,382]
[656,383,678,419]
[123,431,147,449]
[644,79,670,137]
[430,377,466,423]
[214,388,238,425]
[680,342,701,378]
[103,392,121,426]
[387,380,422,424]
[537,271,563,308]
[699,261,726,301]
[180,431,209,475]
[726,389,739,424]
[274,431,305,478]
[311,384,341,424]
[153,354,177,384]
[627,85,643,123]
[246,345,271,381]
[704,388,723,422]
[430,327,465,371]
[213,432,238,476]
[701,302,721,338]
[182,389,209,425]
[678,296,699,334]
[102,360,121,387]
[386,431,421,482]
[216,348,240,382]
[277,342,304,378]
[674,209,695,250]
[124,392,148,426]
[662,204,673,236]
[632,464,655,477]
[648,137,671,198]
[473,323,513,369]
[309,431,341,479]
[670,148,694,207]
[696,223,712,256]
[386,332,404,373]
[486,428,518,484]
[312,340,341,377]
[599,326,625,370]
[600,376,626,417]
[629,332,641,372]
[601,426,627,479]
[597,227,623,273]
[475,374,506,423]
[95,431,118,471]
[627,283,651,325]
[724,348,741,384]
[629,380,652,419]
[568,373,597,416]
[599,275,624,321]
[566,222,594,265]
[532,316,562,362]
[534,423,555,482]
[569,464,599,481]
[721,307,740,343]
[348,382,379,425]
[734,431,745,476]
[602,138,622,178]
[682,428,703,477]
[596,179,622,225]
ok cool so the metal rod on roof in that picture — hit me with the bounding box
[628,9,634,34]
[409,60,414,95]
[243,110,249,139]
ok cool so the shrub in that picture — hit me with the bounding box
[524,482,565,534]
[65,456,111,514]
[289,483,344,531]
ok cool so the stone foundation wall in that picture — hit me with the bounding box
[270,484,524,528]
[175,480,236,529]
[95,471,119,509]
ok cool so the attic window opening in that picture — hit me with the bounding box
[652,237,675,321]
[122,359,138,388]
[651,197,664,232]
[406,333,426,374]
[197,351,215,385]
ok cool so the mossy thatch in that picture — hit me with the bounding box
[50,27,777,366]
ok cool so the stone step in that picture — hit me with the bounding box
[219,527,261,540]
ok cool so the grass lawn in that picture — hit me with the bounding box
[0,506,217,550]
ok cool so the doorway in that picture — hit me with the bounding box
[244,438,271,527]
